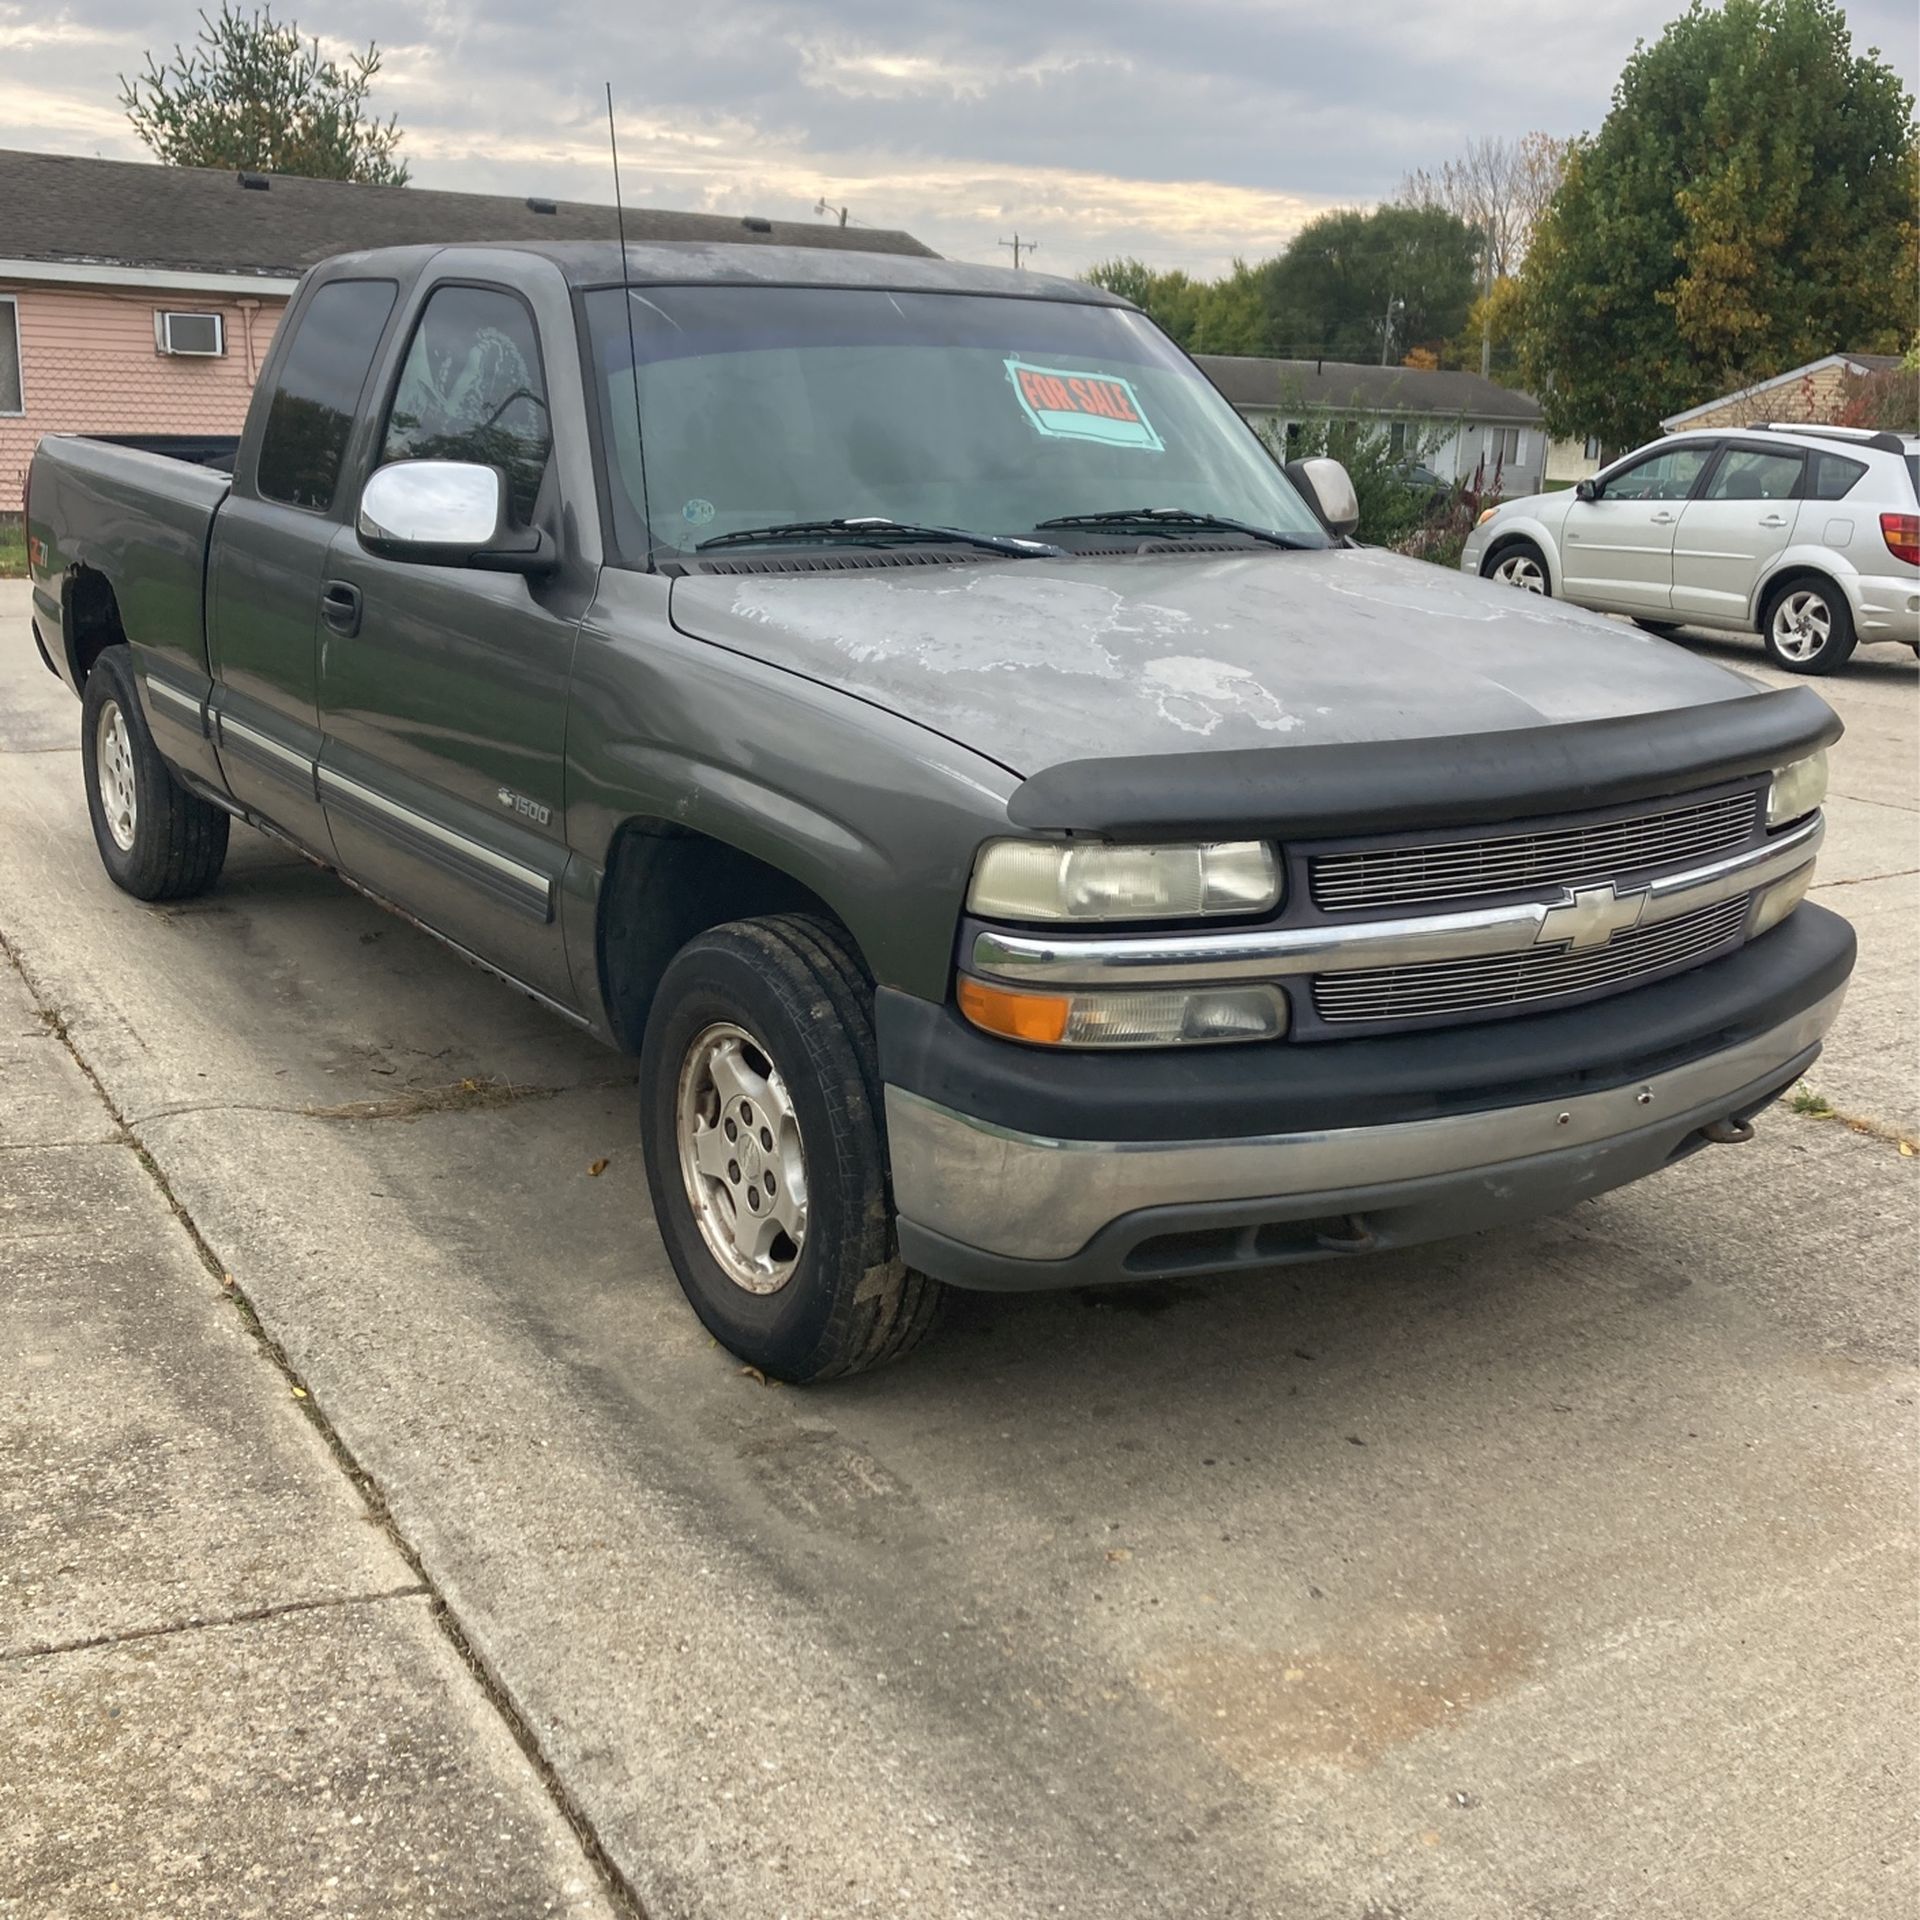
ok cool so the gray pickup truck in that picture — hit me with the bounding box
[24,242,1853,1380]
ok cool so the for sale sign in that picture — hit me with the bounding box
[1005,359,1164,452]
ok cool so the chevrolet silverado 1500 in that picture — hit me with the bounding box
[24,242,1853,1379]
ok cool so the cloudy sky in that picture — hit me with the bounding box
[3,1,1914,274]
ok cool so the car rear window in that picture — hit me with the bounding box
[257,279,398,510]
[1806,450,1869,500]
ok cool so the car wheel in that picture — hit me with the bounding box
[1762,582,1856,675]
[638,913,947,1382]
[80,646,230,900]
[1632,618,1684,638]
[1484,540,1550,595]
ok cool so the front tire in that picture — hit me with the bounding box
[80,647,229,900]
[1762,581,1856,675]
[1632,617,1684,638]
[638,914,946,1382]
[1484,539,1550,595]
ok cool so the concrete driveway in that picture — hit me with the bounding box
[3,578,1914,1919]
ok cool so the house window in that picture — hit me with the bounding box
[1485,425,1520,466]
[1388,420,1409,456]
[0,297,22,415]
[1583,435,1602,460]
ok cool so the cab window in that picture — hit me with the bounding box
[1601,445,1711,501]
[257,279,398,510]
[377,285,551,527]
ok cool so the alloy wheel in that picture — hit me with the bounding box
[1490,552,1547,593]
[1770,590,1831,664]
[674,1021,810,1295]
[95,700,139,852]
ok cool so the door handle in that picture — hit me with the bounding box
[1650,511,1676,524]
[320,580,362,637]
[1760,514,1789,528]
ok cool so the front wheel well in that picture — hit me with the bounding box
[1482,530,1549,577]
[597,822,865,1054]
[63,564,128,685]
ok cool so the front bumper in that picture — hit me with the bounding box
[880,905,1853,1290]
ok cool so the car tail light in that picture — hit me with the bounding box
[1882,513,1920,567]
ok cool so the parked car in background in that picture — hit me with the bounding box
[1462,425,1920,673]
[1391,460,1453,505]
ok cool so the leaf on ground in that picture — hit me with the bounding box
[289,1386,308,1399]
[739,1364,768,1386]
[589,1157,609,1177]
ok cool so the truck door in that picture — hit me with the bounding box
[1670,444,1804,625]
[1559,440,1713,611]
[206,277,400,855]
[315,278,580,1002]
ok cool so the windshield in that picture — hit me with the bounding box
[584,286,1330,561]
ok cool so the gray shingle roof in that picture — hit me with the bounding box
[0,147,935,279]
[1194,354,1542,424]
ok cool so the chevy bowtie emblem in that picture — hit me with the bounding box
[1536,882,1649,950]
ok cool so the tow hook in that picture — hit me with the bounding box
[1701,1117,1756,1146]
[1315,1214,1377,1253]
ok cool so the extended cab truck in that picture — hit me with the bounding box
[25,243,1855,1381]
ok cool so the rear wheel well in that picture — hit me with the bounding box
[597,822,864,1053]
[1755,566,1841,630]
[64,565,128,684]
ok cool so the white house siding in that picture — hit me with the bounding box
[1239,407,1545,497]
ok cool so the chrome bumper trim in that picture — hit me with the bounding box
[886,985,1844,1262]
[970,813,1822,988]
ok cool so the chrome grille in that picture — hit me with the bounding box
[1313,896,1750,1025]
[1310,790,1760,912]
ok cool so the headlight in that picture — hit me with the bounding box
[967,839,1280,923]
[1475,506,1500,527]
[1767,751,1828,828]
[958,977,1288,1048]
[1750,865,1813,938]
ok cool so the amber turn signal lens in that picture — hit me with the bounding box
[957,976,1071,1044]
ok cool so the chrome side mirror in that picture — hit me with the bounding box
[1284,456,1361,537]
[358,461,552,573]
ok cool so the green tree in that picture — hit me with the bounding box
[1081,258,1207,348]
[1259,205,1480,364]
[1517,0,1916,446]
[121,3,410,185]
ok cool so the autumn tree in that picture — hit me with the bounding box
[1518,0,1916,446]
[121,2,409,185]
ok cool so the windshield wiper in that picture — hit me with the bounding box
[1033,507,1317,550]
[698,516,1061,557]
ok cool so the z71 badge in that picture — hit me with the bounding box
[496,787,552,826]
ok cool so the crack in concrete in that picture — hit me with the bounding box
[1810,866,1920,890]
[0,922,651,1920]
[2,1584,430,1664]
[129,1077,576,1126]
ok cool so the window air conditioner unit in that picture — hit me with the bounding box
[155,311,225,357]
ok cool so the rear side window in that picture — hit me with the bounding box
[1807,450,1869,500]
[378,285,551,528]
[1705,447,1801,501]
[256,279,398,510]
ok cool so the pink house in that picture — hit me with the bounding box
[0,148,934,515]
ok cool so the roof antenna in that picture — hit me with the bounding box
[605,82,655,568]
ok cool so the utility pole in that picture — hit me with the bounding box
[1480,223,1495,379]
[1378,290,1403,366]
[999,234,1038,270]
[814,197,850,228]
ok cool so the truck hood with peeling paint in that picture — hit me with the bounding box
[667,546,1761,777]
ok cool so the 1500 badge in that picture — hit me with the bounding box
[497,787,552,826]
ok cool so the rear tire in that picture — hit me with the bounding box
[1761,580,1856,675]
[80,646,229,901]
[1483,539,1550,595]
[638,913,947,1382]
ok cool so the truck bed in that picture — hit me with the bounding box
[27,435,232,699]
